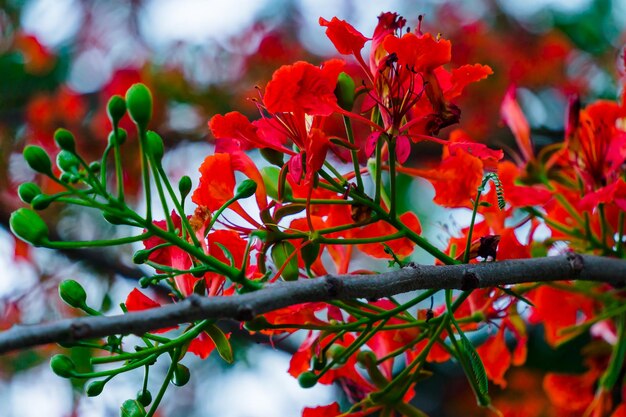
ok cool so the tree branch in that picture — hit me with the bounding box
[1,254,624,354]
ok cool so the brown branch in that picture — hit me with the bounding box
[1,254,624,354]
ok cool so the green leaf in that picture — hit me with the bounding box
[458,328,490,406]
[205,324,234,364]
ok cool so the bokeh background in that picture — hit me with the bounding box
[0,0,625,416]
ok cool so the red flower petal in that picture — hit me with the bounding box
[303,402,341,417]
[395,135,411,164]
[319,17,368,55]
[501,86,533,163]
[125,289,178,333]
[383,33,451,73]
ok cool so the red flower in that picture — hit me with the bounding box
[318,17,369,56]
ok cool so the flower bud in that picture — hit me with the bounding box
[107,95,127,125]
[136,390,152,407]
[171,364,190,386]
[108,128,128,146]
[89,161,101,173]
[59,279,87,309]
[54,128,76,153]
[235,179,257,199]
[86,380,106,397]
[50,354,76,378]
[125,84,152,130]
[17,182,42,204]
[335,72,355,111]
[298,371,318,388]
[145,131,164,161]
[57,150,80,172]
[23,145,53,176]
[132,249,151,264]
[31,194,54,210]
[120,399,146,417]
[178,176,192,199]
[10,208,49,246]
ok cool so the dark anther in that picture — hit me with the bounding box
[460,271,479,291]
[566,252,584,275]
[385,52,398,67]
[478,235,500,261]
[325,276,343,298]
[426,309,434,322]
[236,305,254,322]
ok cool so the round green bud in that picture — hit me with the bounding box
[132,249,151,264]
[335,72,355,111]
[31,194,54,210]
[136,390,152,407]
[54,128,76,153]
[145,131,164,161]
[243,316,270,332]
[50,354,76,378]
[178,176,192,199]
[10,208,49,246]
[120,399,146,417]
[107,95,127,125]
[86,380,106,397]
[235,179,257,199]
[171,364,190,386]
[125,84,152,130]
[17,182,42,204]
[138,276,153,288]
[59,279,87,309]
[298,371,318,388]
[57,150,80,172]
[108,128,128,147]
[23,145,53,176]
[356,350,377,368]
[59,172,74,183]
[89,161,101,173]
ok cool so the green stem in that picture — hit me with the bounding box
[145,348,180,417]
[343,116,364,192]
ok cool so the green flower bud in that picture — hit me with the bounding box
[136,390,152,407]
[120,399,146,417]
[107,95,127,125]
[50,354,76,378]
[86,380,106,397]
[132,249,151,265]
[89,161,101,173]
[260,148,284,167]
[145,131,164,161]
[235,179,257,199]
[59,279,87,309]
[59,172,75,184]
[356,350,377,367]
[138,276,153,288]
[10,208,49,246]
[17,182,42,204]
[108,128,128,147]
[171,364,190,386]
[298,371,318,388]
[125,84,152,130]
[54,128,76,153]
[312,356,327,371]
[335,72,355,111]
[31,194,54,210]
[57,150,80,172]
[23,145,53,176]
[178,176,192,199]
